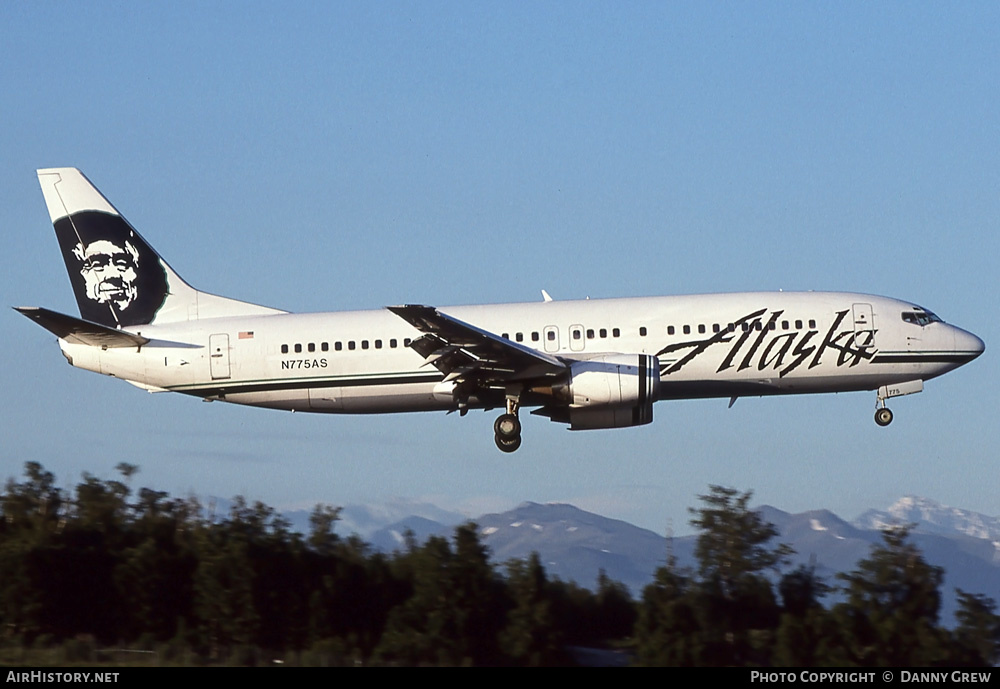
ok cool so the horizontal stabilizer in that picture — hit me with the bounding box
[14,306,149,348]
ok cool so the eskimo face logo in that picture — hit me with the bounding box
[73,239,140,311]
[54,211,169,328]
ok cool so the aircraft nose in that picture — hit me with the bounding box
[953,326,985,361]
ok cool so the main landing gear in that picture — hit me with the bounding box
[494,396,522,453]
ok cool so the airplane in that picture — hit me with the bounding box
[17,168,985,453]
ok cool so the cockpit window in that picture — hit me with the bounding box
[901,310,943,326]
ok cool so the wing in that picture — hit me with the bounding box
[387,305,568,403]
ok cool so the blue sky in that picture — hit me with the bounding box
[3,2,998,537]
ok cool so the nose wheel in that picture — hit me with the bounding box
[494,396,522,453]
[874,406,893,427]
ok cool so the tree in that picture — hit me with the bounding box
[689,486,791,665]
[689,486,793,598]
[192,530,258,658]
[635,560,702,665]
[951,590,1000,666]
[594,569,637,642]
[0,463,66,639]
[375,523,505,665]
[375,534,455,664]
[501,552,564,665]
[1,462,64,533]
[773,564,834,666]
[307,504,342,555]
[635,488,793,666]
[441,523,507,664]
[834,525,947,666]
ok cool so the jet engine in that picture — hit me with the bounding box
[538,354,660,430]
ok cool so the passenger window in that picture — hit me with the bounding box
[532,332,540,342]
[547,330,556,341]
[294,344,302,353]
[795,320,803,329]
[348,341,356,350]
[698,324,706,334]
[375,340,382,349]
[683,325,691,335]
[516,333,524,342]
[612,328,620,337]
[713,324,720,333]
[639,326,647,336]
[281,344,288,354]
[335,342,342,351]
[809,319,816,329]
[599,328,607,338]
[321,342,329,352]
[667,326,675,335]
[308,343,316,352]
[404,338,412,346]
[362,340,369,350]
[782,321,789,330]
[572,329,582,340]
[390,339,397,348]
[587,329,595,339]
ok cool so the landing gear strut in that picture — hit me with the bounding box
[494,395,522,453]
[874,379,923,428]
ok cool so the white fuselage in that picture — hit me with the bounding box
[25,168,985,451]
[58,291,984,416]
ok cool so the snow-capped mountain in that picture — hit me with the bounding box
[854,495,1000,543]
[351,496,1000,626]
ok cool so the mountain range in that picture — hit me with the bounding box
[286,495,999,626]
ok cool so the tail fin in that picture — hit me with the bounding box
[37,168,284,328]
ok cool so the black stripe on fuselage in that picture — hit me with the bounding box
[871,352,980,364]
[169,351,978,400]
[170,372,443,398]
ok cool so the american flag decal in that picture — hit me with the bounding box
[238,331,254,339]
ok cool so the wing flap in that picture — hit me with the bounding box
[387,305,567,390]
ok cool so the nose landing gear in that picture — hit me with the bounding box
[874,406,894,427]
[874,379,923,427]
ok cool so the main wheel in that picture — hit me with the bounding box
[495,433,522,453]
[875,407,893,427]
[494,413,521,439]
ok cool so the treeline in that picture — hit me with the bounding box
[0,462,631,665]
[0,463,997,666]
[635,487,999,666]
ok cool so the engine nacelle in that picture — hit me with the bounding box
[557,354,660,430]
